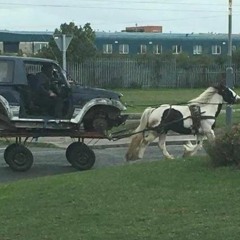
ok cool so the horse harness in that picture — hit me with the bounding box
[154,105,216,135]
[189,105,216,134]
[189,105,202,134]
[110,105,216,140]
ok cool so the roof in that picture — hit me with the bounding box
[0,55,57,63]
[0,30,53,42]
[95,31,240,41]
[1,30,240,43]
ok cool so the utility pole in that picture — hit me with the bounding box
[226,0,234,126]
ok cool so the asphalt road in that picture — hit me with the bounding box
[0,145,206,183]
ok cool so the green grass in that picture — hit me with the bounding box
[1,157,240,240]
[119,87,240,111]
[120,88,204,113]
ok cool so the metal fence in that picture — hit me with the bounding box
[67,58,240,88]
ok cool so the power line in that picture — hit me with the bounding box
[0,2,239,13]
[5,12,240,30]
[6,0,238,7]
[1,1,240,32]
[71,0,240,6]
[0,1,239,7]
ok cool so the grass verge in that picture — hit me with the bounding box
[1,157,240,240]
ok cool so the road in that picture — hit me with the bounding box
[0,145,206,183]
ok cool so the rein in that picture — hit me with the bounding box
[110,112,216,140]
[126,101,230,109]
[114,88,238,140]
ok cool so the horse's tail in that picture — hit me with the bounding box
[135,107,155,133]
[126,107,155,161]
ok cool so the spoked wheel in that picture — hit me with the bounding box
[66,142,95,170]
[4,143,19,165]
[6,144,33,172]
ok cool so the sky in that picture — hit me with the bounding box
[0,0,240,34]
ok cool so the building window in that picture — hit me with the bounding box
[33,42,48,54]
[193,45,203,55]
[119,44,129,54]
[172,45,182,54]
[3,42,19,53]
[140,44,147,54]
[103,44,113,54]
[0,60,14,83]
[212,45,221,55]
[153,44,162,54]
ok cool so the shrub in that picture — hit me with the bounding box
[204,124,240,167]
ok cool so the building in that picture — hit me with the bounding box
[1,29,240,57]
[123,25,162,33]
[95,31,240,56]
[0,30,52,55]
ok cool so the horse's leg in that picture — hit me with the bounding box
[183,139,198,154]
[138,131,157,159]
[183,134,204,157]
[158,134,174,159]
[183,128,216,157]
[205,129,215,142]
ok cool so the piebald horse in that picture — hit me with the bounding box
[126,84,240,161]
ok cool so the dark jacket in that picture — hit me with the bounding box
[35,72,51,97]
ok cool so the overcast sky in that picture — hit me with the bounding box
[1,0,240,34]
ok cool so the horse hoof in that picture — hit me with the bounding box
[183,151,194,158]
[125,154,140,161]
[183,152,189,158]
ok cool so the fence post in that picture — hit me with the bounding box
[226,67,234,126]
[226,0,233,127]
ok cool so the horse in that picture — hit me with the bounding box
[125,84,240,161]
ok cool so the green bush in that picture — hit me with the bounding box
[204,124,240,167]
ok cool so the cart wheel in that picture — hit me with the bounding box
[66,142,95,170]
[6,145,33,172]
[4,143,19,165]
[65,142,82,164]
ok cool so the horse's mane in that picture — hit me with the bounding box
[188,86,218,105]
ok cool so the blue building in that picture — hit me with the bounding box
[95,31,240,56]
[1,30,240,57]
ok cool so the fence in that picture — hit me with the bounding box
[67,58,240,88]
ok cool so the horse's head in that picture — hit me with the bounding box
[217,84,240,104]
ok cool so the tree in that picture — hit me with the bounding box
[36,22,96,64]
[233,49,240,68]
